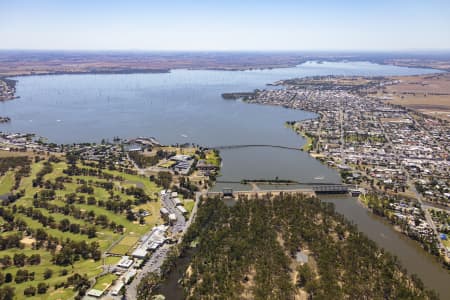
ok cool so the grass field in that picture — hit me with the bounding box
[183,199,195,216]
[442,239,450,248]
[158,160,176,168]
[0,170,14,194]
[382,73,450,121]
[205,150,221,167]
[92,273,118,292]
[109,235,140,255]
[105,256,121,265]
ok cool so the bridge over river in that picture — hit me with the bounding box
[212,144,301,151]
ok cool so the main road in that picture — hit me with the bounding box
[378,113,447,258]
[123,190,203,299]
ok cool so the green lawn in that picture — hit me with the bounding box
[92,273,117,292]
[183,199,195,216]
[205,151,221,167]
[0,170,14,194]
[443,239,450,248]
[105,256,121,265]
[109,235,139,255]
[158,160,176,168]
[43,161,67,181]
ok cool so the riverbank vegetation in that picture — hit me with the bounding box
[180,194,439,299]
[286,121,314,152]
[361,193,449,268]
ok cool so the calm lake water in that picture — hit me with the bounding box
[1,61,439,185]
[2,61,449,296]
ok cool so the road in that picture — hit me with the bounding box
[182,191,203,237]
[102,189,204,299]
[122,192,190,299]
[161,192,186,233]
[378,113,448,258]
[123,244,170,300]
[339,100,345,162]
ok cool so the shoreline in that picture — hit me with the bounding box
[2,59,447,108]
[288,108,450,269]
[2,58,448,79]
[2,68,171,78]
[357,193,450,266]
[230,75,450,270]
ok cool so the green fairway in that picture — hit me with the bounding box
[0,170,14,194]
[109,235,139,255]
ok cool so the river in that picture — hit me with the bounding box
[323,195,450,297]
[1,61,449,296]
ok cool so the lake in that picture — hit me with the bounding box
[0,61,439,185]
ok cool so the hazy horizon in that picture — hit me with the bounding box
[1,0,449,51]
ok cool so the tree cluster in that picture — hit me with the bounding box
[181,195,439,300]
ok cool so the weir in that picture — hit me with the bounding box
[208,184,352,198]
[215,181,352,194]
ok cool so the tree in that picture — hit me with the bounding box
[23,286,36,297]
[59,219,71,232]
[0,256,11,269]
[66,273,90,294]
[156,171,172,189]
[0,286,15,300]
[37,282,49,294]
[43,268,53,280]
[87,226,97,239]
[27,254,41,265]
[13,253,26,267]
[297,264,313,288]
[15,269,29,283]
[137,272,161,300]
[126,210,136,222]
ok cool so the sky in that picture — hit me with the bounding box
[0,0,449,51]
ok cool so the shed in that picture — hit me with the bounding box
[295,251,309,264]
